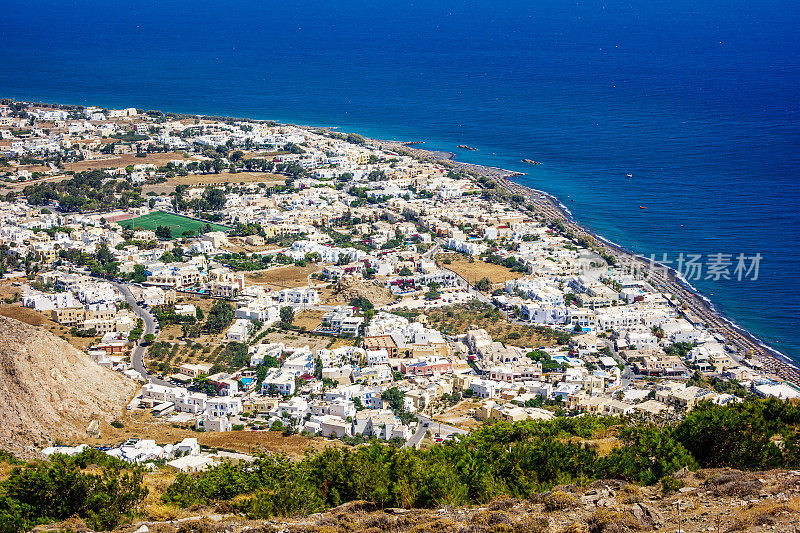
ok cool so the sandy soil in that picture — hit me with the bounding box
[436,252,525,287]
[82,410,341,459]
[0,300,97,351]
[142,171,285,194]
[292,309,325,331]
[63,152,188,173]
[244,264,321,290]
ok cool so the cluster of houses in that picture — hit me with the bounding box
[3,101,799,455]
[41,437,246,473]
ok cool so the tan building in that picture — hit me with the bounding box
[364,334,401,358]
[51,307,116,327]
[364,333,451,359]
[245,235,265,246]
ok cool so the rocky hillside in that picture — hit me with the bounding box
[31,468,800,533]
[0,315,137,456]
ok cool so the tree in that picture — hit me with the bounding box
[651,325,665,340]
[381,387,405,411]
[155,225,172,240]
[181,323,201,339]
[0,455,148,531]
[132,264,147,283]
[203,187,226,210]
[673,398,796,470]
[142,333,155,344]
[280,306,294,328]
[191,375,217,396]
[346,132,365,145]
[313,355,323,380]
[349,297,373,312]
[601,425,697,485]
[399,266,412,276]
[475,277,491,292]
[206,300,234,334]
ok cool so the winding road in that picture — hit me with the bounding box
[112,282,169,386]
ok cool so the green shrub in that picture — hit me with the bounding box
[0,454,147,532]
[155,400,800,520]
[660,475,685,495]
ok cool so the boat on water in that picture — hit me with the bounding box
[521,158,541,165]
[457,144,478,151]
[626,173,633,178]
[639,205,647,210]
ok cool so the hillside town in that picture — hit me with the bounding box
[1,99,798,470]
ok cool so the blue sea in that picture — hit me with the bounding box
[2,0,799,360]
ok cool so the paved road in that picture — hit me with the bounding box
[405,422,426,449]
[112,282,168,385]
[405,413,469,448]
[422,243,440,260]
[438,265,491,305]
[419,414,469,435]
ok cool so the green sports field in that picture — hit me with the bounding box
[119,211,230,238]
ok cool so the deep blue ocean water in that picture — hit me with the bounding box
[2,0,799,359]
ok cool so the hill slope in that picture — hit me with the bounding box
[0,315,137,456]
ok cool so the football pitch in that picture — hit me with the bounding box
[119,211,230,238]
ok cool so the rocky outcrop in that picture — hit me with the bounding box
[334,276,394,306]
[0,315,137,456]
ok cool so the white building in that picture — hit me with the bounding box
[206,396,243,417]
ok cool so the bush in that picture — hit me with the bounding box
[0,455,148,532]
[707,471,761,498]
[587,508,641,533]
[206,300,234,334]
[542,490,578,512]
[618,484,643,504]
[156,403,800,520]
[110,420,124,429]
[674,398,800,470]
[659,475,684,495]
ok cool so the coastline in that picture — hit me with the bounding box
[375,137,800,385]
[7,98,794,383]
[509,179,800,383]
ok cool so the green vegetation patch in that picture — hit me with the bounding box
[155,398,800,520]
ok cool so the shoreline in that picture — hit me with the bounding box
[375,137,800,384]
[504,178,800,383]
